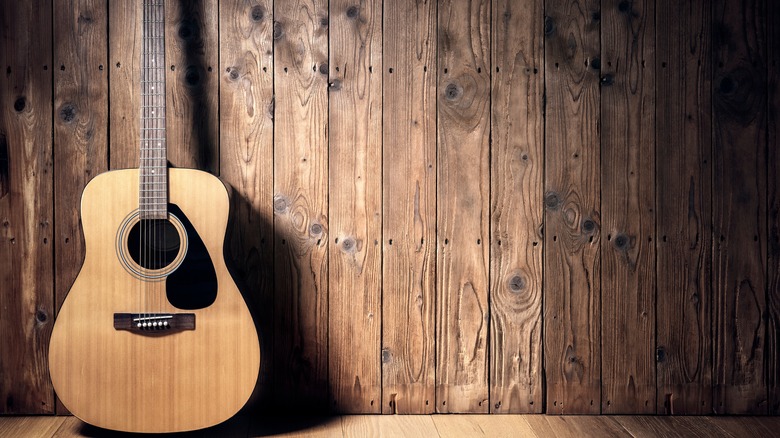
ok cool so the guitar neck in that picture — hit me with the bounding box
[139,0,168,220]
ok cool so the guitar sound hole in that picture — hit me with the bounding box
[127,219,181,270]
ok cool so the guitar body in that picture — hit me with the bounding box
[49,168,260,433]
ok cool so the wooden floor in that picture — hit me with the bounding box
[1,415,779,438]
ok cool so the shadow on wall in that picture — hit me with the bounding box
[173,0,332,423]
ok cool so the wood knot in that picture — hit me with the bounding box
[590,57,601,70]
[719,76,735,94]
[544,16,555,36]
[656,346,666,362]
[544,192,561,210]
[444,83,462,101]
[508,275,525,293]
[226,66,240,81]
[273,21,284,40]
[319,63,329,75]
[581,218,596,233]
[13,97,25,112]
[250,5,264,22]
[177,21,197,41]
[329,79,342,90]
[601,74,614,86]
[320,16,329,27]
[346,5,359,19]
[184,65,201,86]
[309,223,323,236]
[613,233,629,250]
[618,0,631,13]
[273,196,289,213]
[591,11,600,22]
[381,349,391,363]
[340,237,356,253]
[59,104,76,122]
[35,310,47,323]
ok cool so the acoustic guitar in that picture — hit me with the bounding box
[48,0,260,432]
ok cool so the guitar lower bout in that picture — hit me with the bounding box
[49,168,260,433]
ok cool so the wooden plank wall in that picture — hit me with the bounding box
[0,0,777,416]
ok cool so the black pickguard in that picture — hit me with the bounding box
[166,203,217,309]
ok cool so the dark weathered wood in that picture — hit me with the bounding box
[273,0,329,412]
[543,0,602,414]
[655,0,713,415]
[165,0,218,172]
[52,0,108,415]
[600,0,656,414]
[381,0,436,414]
[768,0,780,416]
[436,0,490,414]
[108,1,141,169]
[489,0,544,414]
[218,0,274,411]
[712,0,768,415]
[109,1,217,171]
[328,0,383,414]
[0,0,55,415]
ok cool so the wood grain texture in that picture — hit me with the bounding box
[273,0,330,412]
[431,414,536,437]
[218,0,275,409]
[489,0,544,414]
[600,0,656,414]
[341,415,439,438]
[0,417,66,438]
[328,0,383,414]
[52,0,109,416]
[48,169,260,433]
[381,0,437,415]
[109,1,218,171]
[165,0,218,172]
[0,0,55,415]
[543,0,602,414]
[768,0,780,415]
[435,0,491,414]
[712,0,768,415]
[655,0,713,415]
[108,1,141,169]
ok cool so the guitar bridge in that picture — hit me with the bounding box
[114,313,195,334]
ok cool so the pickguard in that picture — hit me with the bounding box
[165,203,218,309]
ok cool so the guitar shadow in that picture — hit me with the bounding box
[173,0,334,431]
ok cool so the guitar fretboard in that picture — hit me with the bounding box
[140,0,167,219]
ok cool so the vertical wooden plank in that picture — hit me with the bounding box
[273,0,330,412]
[381,0,436,414]
[0,0,55,414]
[767,0,780,416]
[110,0,218,171]
[600,0,656,414]
[219,0,274,409]
[712,0,768,415]
[329,0,382,414]
[489,0,544,414]
[165,0,219,172]
[108,1,141,168]
[655,0,713,415]
[436,0,490,414]
[53,0,108,416]
[543,0,602,415]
